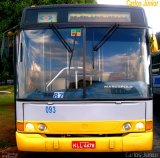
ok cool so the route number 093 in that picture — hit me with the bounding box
[45,106,56,113]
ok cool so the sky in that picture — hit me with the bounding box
[97,0,160,33]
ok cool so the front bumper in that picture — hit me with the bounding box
[16,132,153,152]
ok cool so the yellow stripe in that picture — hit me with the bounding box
[16,120,152,134]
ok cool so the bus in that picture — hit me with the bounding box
[1,4,158,152]
[151,34,160,109]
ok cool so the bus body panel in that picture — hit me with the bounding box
[16,132,153,152]
[153,75,160,95]
[16,100,152,122]
[24,102,146,121]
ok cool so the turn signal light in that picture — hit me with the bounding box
[146,121,153,130]
[17,122,24,131]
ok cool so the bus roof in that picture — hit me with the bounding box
[20,4,148,28]
[25,4,145,10]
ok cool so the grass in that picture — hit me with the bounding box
[0,85,14,92]
[0,85,14,106]
[0,85,16,149]
[0,94,14,106]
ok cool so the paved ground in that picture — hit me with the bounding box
[0,91,11,94]
[153,115,160,152]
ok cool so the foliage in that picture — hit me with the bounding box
[0,93,14,105]
[0,85,14,92]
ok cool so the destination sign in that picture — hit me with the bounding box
[38,12,57,23]
[68,12,131,23]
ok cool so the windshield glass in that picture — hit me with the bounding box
[17,28,151,100]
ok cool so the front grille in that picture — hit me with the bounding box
[45,134,123,137]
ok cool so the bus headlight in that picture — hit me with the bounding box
[38,123,47,131]
[135,122,144,130]
[123,122,131,131]
[26,123,35,131]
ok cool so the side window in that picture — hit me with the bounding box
[152,53,160,75]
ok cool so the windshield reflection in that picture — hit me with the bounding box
[17,28,151,100]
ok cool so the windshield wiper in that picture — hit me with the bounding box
[93,23,119,52]
[67,33,78,92]
[68,32,77,70]
[50,24,77,71]
[50,24,73,53]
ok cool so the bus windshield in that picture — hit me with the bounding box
[17,28,151,100]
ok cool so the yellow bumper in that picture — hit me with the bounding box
[16,132,153,152]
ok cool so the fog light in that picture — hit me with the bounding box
[38,123,47,131]
[123,122,131,131]
[135,122,144,130]
[26,123,34,131]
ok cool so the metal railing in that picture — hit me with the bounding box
[46,67,83,91]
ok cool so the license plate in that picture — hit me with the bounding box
[72,141,96,149]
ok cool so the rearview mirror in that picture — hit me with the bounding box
[1,25,19,59]
[156,32,160,50]
[1,35,9,58]
[150,34,158,54]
